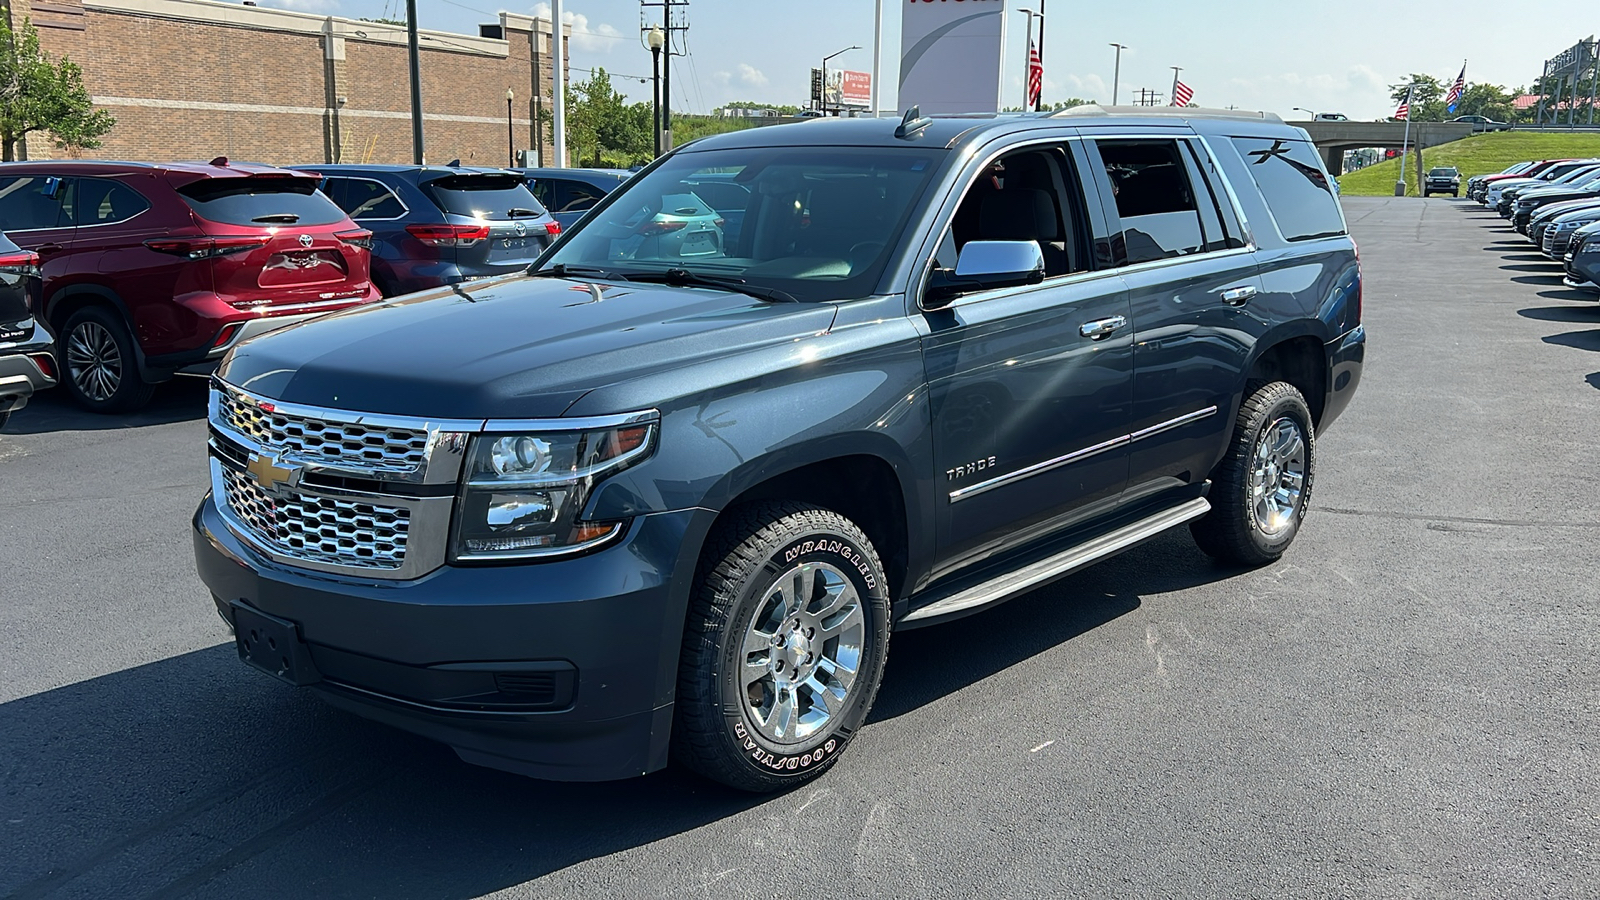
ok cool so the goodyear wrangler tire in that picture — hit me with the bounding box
[1190,381,1316,567]
[673,501,891,792]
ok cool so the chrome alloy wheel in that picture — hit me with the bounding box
[740,561,866,745]
[1250,415,1308,537]
[67,320,123,402]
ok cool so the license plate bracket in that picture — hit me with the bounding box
[231,602,322,686]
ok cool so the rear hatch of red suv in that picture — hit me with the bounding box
[168,170,377,316]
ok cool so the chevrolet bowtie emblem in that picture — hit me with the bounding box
[246,453,300,491]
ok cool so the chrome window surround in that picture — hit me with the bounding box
[207,378,659,580]
[949,406,1217,502]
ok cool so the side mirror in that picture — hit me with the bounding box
[925,241,1045,307]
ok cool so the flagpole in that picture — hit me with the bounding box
[1170,66,1182,106]
[1035,0,1046,110]
[1397,83,1415,197]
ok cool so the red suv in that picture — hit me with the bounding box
[0,159,381,412]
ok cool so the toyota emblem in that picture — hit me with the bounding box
[298,234,313,248]
[514,221,527,238]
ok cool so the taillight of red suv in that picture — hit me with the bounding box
[144,236,270,259]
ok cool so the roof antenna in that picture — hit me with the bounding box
[895,106,932,140]
[210,156,229,167]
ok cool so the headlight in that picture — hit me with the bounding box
[451,412,658,561]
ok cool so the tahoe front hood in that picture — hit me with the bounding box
[218,274,838,419]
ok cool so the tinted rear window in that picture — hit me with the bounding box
[423,174,545,220]
[177,178,347,227]
[1230,138,1346,242]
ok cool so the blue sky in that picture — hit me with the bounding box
[263,0,1565,120]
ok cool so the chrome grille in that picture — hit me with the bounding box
[217,387,429,473]
[219,466,411,569]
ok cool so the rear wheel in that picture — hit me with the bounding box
[673,501,891,792]
[1191,381,1316,567]
[60,306,154,414]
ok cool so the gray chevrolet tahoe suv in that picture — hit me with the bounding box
[194,107,1365,792]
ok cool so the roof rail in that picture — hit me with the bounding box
[895,106,934,140]
[1050,104,1284,123]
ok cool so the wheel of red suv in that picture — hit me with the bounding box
[673,501,891,792]
[1190,381,1316,567]
[60,306,154,414]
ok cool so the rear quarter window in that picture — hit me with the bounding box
[1229,138,1347,242]
[178,178,348,227]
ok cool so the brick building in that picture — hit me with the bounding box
[2,0,568,166]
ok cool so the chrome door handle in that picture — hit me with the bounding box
[1079,315,1127,341]
[1221,285,1257,307]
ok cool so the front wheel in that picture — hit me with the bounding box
[1191,381,1316,567]
[673,501,891,792]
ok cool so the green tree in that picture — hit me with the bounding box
[1451,82,1515,123]
[1390,74,1445,121]
[0,17,114,161]
[565,67,652,167]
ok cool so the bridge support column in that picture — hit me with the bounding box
[1322,145,1344,176]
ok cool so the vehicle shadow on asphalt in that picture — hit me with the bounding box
[2,376,208,435]
[1510,273,1567,286]
[1500,262,1561,272]
[872,529,1241,722]
[1542,330,1600,352]
[1520,303,1600,320]
[0,531,1246,898]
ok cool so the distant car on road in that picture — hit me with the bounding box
[0,230,56,430]
[1453,114,1511,133]
[298,164,560,297]
[1313,112,1349,121]
[1424,167,1461,197]
[514,167,631,232]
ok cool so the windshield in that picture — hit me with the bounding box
[1428,168,1457,176]
[178,177,347,226]
[540,146,943,302]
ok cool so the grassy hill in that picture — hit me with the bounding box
[1338,132,1600,197]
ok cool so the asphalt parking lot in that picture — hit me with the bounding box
[3,196,1597,899]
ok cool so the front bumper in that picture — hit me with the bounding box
[193,494,713,781]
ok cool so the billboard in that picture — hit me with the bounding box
[810,69,874,110]
[840,71,872,108]
[899,0,1007,115]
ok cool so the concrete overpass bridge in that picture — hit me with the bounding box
[1289,120,1477,174]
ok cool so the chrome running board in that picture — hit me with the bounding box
[898,497,1212,629]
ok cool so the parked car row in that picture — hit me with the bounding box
[1465,157,1600,294]
[0,159,638,424]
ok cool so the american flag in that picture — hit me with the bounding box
[1394,99,1410,121]
[1445,64,1466,112]
[1027,40,1043,109]
[1171,80,1194,107]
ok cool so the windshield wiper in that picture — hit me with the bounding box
[527,263,621,280]
[251,213,301,224]
[623,268,797,303]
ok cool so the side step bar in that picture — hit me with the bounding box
[897,497,1212,630]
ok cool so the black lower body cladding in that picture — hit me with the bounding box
[193,496,712,782]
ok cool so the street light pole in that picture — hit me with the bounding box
[648,26,664,157]
[506,88,515,167]
[1109,43,1126,106]
[405,0,424,163]
[1397,83,1416,197]
[822,45,860,117]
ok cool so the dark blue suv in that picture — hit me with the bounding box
[299,164,560,297]
[199,108,1364,792]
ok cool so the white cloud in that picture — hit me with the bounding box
[737,64,768,88]
[258,0,338,12]
[530,3,625,53]
[711,71,733,87]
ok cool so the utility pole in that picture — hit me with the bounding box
[405,0,424,163]
[640,0,688,150]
